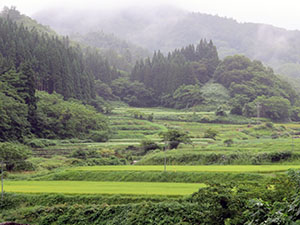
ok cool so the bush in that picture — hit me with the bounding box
[89,130,110,142]
[0,142,31,171]
[13,160,35,171]
[271,133,279,139]
[204,128,218,140]
[70,149,103,160]
[36,91,110,139]
[147,113,154,122]
[215,105,227,116]
[25,139,57,148]
[140,139,160,153]
[223,139,234,147]
[200,115,213,123]
[265,122,274,129]
[159,129,192,149]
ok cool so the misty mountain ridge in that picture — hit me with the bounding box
[33,5,300,56]
[70,31,150,72]
[33,5,300,83]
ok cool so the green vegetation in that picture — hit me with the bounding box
[70,31,150,73]
[35,170,265,184]
[35,91,109,139]
[131,40,219,104]
[0,142,32,171]
[159,128,192,149]
[4,181,204,195]
[70,165,300,173]
[2,6,300,224]
[2,171,300,224]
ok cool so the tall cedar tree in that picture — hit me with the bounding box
[131,39,219,96]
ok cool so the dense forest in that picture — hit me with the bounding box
[127,40,299,121]
[0,7,122,100]
[0,8,115,142]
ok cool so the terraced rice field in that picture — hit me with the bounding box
[4,181,205,195]
[71,165,300,173]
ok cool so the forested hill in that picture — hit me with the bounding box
[126,40,298,122]
[0,9,116,142]
[0,8,120,101]
[34,6,300,81]
[70,31,150,73]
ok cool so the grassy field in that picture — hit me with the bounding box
[72,165,300,173]
[4,180,205,195]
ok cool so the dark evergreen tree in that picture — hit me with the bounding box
[130,39,219,102]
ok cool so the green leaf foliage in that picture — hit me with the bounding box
[0,82,30,142]
[213,55,297,120]
[159,129,192,149]
[0,142,31,171]
[35,91,110,139]
[111,77,156,107]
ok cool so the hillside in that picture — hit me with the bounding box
[70,31,150,72]
[33,6,300,82]
[0,9,117,142]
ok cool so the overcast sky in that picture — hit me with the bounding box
[1,0,300,31]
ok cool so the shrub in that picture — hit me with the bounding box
[265,122,274,129]
[89,130,110,142]
[271,133,279,139]
[0,142,32,171]
[200,115,213,123]
[204,128,218,140]
[25,139,57,148]
[13,160,35,171]
[36,91,110,139]
[26,139,45,148]
[215,105,227,116]
[140,139,160,153]
[159,129,192,149]
[223,139,234,147]
[147,113,154,122]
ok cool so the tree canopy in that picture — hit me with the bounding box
[159,129,192,149]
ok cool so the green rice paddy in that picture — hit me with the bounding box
[72,165,300,173]
[4,181,205,195]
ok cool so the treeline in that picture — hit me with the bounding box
[107,40,219,108]
[132,39,218,95]
[0,90,110,142]
[125,41,299,120]
[214,55,299,121]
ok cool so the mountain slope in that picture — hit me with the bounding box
[70,31,149,72]
[34,6,300,82]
